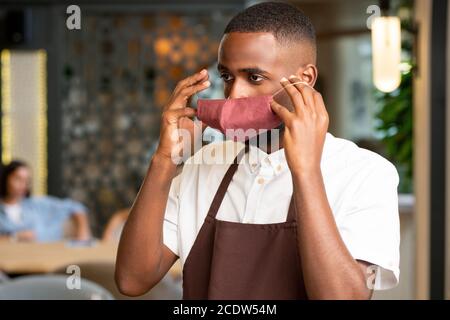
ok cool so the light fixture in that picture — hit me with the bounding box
[1,49,48,195]
[371,0,402,93]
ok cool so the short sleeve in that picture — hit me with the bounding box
[38,196,88,219]
[162,171,181,257]
[337,160,401,291]
[26,196,88,242]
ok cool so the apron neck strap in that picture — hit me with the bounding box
[286,196,297,223]
[207,144,249,219]
[206,143,297,223]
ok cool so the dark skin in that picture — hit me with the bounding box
[116,32,374,299]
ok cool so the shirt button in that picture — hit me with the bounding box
[251,163,257,168]
[276,164,282,172]
[257,177,265,185]
[265,158,271,164]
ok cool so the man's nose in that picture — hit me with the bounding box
[227,82,250,99]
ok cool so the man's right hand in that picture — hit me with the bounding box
[155,69,210,164]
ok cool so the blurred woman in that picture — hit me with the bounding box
[102,208,129,242]
[0,160,91,242]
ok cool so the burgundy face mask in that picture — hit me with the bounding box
[197,81,306,141]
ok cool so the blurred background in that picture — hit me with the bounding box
[0,0,448,300]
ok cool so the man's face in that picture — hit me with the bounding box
[217,32,309,110]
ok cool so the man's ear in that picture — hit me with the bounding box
[296,64,318,87]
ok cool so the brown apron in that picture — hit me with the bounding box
[182,145,307,300]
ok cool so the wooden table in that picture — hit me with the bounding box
[0,240,181,278]
[0,241,117,274]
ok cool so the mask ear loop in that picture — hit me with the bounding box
[272,81,311,98]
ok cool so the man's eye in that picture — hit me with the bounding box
[220,73,233,82]
[249,74,264,83]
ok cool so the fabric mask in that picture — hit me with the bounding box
[197,81,306,141]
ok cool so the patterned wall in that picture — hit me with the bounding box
[60,10,237,235]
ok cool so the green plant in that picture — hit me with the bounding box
[374,66,413,193]
[374,0,414,194]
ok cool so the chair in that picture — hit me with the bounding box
[0,271,10,283]
[53,262,182,300]
[0,274,114,300]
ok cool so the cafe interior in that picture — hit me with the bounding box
[0,0,449,300]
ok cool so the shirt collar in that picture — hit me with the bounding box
[244,132,334,175]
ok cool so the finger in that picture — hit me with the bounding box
[174,106,197,119]
[288,75,315,113]
[279,77,305,115]
[312,89,325,112]
[270,98,293,125]
[287,75,311,88]
[175,69,209,92]
[176,80,211,102]
[313,90,329,122]
[164,107,197,124]
[179,69,208,89]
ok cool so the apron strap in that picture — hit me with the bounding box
[207,144,249,219]
[286,196,297,223]
[206,143,297,224]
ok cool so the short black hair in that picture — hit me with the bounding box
[224,1,316,47]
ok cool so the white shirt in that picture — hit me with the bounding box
[4,203,22,225]
[163,132,400,291]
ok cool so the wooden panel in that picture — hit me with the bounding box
[413,0,432,300]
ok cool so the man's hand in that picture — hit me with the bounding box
[156,69,210,163]
[270,75,329,174]
[270,76,372,299]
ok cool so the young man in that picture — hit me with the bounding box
[116,2,400,299]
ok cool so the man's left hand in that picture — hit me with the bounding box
[270,75,329,174]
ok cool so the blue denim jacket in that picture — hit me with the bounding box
[0,196,88,242]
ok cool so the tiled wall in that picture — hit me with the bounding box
[60,10,236,234]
